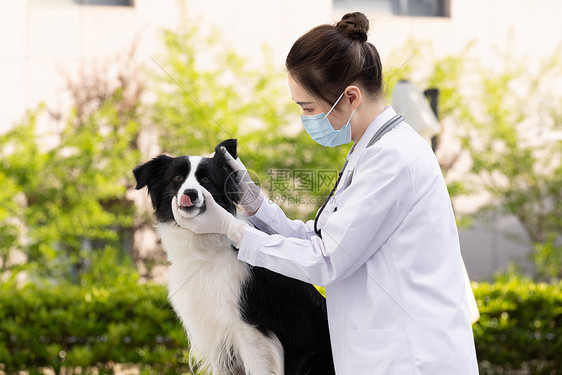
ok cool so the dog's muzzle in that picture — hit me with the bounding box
[177,188,205,218]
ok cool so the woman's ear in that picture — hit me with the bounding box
[345,85,362,110]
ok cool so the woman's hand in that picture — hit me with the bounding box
[171,188,248,245]
[220,147,264,215]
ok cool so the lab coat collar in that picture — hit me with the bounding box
[346,106,398,166]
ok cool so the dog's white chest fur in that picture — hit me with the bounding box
[157,223,284,374]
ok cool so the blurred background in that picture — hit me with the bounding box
[1,0,561,373]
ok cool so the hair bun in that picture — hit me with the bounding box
[336,12,369,42]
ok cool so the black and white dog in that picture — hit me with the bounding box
[133,139,334,375]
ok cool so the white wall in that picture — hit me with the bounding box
[0,1,27,132]
[335,0,562,72]
[182,0,333,67]
[0,1,138,132]
[1,0,560,279]
[0,0,332,133]
[4,0,560,132]
[334,0,562,280]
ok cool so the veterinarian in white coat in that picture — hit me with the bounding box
[172,12,479,375]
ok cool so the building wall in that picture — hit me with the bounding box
[3,0,560,130]
[1,0,560,279]
[335,0,562,69]
[335,0,561,280]
[0,0,332,132]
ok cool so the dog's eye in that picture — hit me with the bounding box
[173,175,184,182]
[200,176,211,184]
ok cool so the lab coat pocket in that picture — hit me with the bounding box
[345,329,413,375]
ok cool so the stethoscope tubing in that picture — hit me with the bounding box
[313,114,405,238]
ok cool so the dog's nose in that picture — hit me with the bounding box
[183,189,199,202]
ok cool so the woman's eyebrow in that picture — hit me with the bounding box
[294,100,314,106]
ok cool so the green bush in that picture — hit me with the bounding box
[473,278,562,374]
[0,281,192,374]
[2,278,561,374]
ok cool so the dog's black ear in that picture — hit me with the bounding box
[133,164,149,190]
[133,155,173,190]
[215,139,237,159]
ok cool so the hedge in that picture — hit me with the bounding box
[0,281,191,374]
[1,278,561,374]
[472,278,562,375]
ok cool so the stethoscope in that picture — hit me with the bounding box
[313,113,405,238]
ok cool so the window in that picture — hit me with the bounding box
[334,0,450,18]
[79,0,133,5]
[29,0,133,6]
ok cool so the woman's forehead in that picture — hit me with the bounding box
[288,75,316,104]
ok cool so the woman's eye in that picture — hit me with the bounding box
[200,176,211,184]
[303,108,314,113]
[173,175,184,182]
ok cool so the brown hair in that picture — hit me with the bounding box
[286,12,383,108]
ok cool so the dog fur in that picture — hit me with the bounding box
[133,139,334,375]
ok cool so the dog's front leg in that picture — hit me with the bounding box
[212,366,241,375]
[235,325,284,375]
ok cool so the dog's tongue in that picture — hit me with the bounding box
[180,194,193,207]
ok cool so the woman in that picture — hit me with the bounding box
[172,12,479,375]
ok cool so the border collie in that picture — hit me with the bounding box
[133,139,334,375]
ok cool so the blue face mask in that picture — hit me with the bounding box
[301,91,356,147]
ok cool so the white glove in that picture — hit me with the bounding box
[171,188,248,245]
[220,147,264,215]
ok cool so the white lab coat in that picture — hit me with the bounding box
[238,106,479,375]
